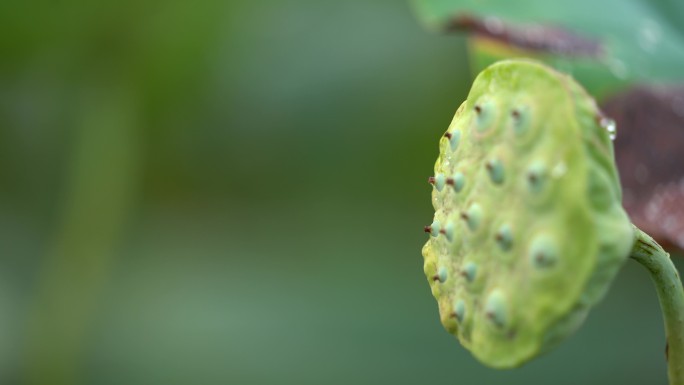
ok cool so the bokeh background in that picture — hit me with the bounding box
[1,1,680,384]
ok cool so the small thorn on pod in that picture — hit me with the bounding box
[485,158,505,184]
[485,289,507,328]
[433,266,447,283]
[511,109,520,119]
[474,105,482,114]
[461,204,482,231]
[444,132,452,139]
[495,224,513,251]
[427,221,441,237]
[428,176,435,185]
[461,262,477,282]
[529,235,558,268]
[453,299,465,322]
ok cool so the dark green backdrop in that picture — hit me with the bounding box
[0,1,677,384]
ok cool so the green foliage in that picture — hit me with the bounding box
[422,59,633,368]
[412,0,684,99]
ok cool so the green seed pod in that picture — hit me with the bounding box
[422,59,633,368]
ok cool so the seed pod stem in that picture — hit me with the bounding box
[631,225,684,385]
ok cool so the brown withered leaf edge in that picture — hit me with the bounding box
[602,85,684,254]
[444,13,603,57]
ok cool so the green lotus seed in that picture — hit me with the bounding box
[445,129,461,150]
[529,235,558,268]
[485,290,507,328]
[495,224,513,251]
[449,172,465,192]
[462,262,477,282]
[428,220,440,237]
[434,173,446,191]
[474,99,495,132]
[436,266,448,283]
[461,203,482,231]
[526,161,546,193]
[454,299,466,322]
[442,221,455,242]
[511,107,530,136]
[486,158,505,184]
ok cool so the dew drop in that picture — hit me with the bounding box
[599,117,617,141]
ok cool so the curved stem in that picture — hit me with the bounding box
[630,225,684,385]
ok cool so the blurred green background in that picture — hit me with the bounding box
[0,1,680,384]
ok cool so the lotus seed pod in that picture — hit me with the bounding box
[422,59,633,368]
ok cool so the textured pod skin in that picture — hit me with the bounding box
[422,59,633,368]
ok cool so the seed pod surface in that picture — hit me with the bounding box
[422,59,633,368]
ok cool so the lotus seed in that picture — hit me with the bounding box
[434,266,447,283]
[426,220,441,237]
[529,235,558,268]
[454,299,466,322]
[434,173,446,191]
[511,107,529,136]
[526,161,546,193]
[461,203,482,231]
[485,158,505,184]
[495,224,513,251]
[474,100,494,132]
[461,262,477,282]
[441,221,455,242]
[447,129,461,150]
[485,289,507,328]
[448,172,465,192]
